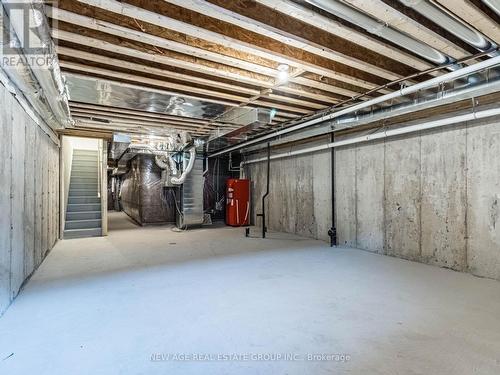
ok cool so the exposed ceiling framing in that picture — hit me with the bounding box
[45,0,500,139]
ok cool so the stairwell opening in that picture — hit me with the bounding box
[61,136,105,239]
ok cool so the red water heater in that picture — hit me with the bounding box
[226,178,250,226]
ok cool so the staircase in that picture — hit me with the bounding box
[64,149,102,239]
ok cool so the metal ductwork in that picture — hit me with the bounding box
[110,133,131,160]
[399,0,496,52]
[242,106,500,165]
[304,0,453,65]
[483,0,500,16]
[1,1,72,129]
[113,132,199,186]
[207,107,274,152]
[210,55,500,157]
[112,132,204,229]
[170,146,196,185]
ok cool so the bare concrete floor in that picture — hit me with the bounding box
[1,211,500,374]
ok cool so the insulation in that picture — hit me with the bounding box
[120,155,176,225]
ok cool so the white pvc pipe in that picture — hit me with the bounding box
[210,55,500,157]
[241,107,500,165]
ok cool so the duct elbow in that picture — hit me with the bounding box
[170,147,196,185]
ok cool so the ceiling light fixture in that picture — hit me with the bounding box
[276,64,289,85]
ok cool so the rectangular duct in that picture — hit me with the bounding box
[207,107,273,153]
[176,154,204,228]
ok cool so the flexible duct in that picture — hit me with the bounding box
[170,147,196,185]
[155,154,178,176]
[399,0,494,51]
[305,0,452,65]
[1,0,72,128]
[123,144,184,183]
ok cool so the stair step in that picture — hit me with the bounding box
[73,153,98,157]
[71,167,98,172]
[66,211,101,221]
[69,185,99,196]
[70,182,98,187]
[69,191,98,197]
[71,161,99,166]
[71,174,98,178]
[73,156,98,161]
[73,152,98,157]
[72,165,98,169]
[70,178,99,184]
[73,148,97,153]
[72,159,98,164]
[65,218,102,230]
[64,227,101,239]
[67,203,101,212]
[71,166,98,170]
[71,173,98,179]
[68,196,100,204]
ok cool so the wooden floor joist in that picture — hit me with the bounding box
[45,0,497,138]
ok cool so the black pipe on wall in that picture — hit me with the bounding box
[328,133,337,247]
[257,143,271,238]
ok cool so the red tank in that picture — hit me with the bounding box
[226,178,250,226]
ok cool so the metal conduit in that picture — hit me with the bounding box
[399,0,495,51]
[209,55,500,158]
[305,0,452,64]
[483,0,500,16]
[241,107,500,165]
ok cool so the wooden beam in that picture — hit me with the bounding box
[59,127,113,140]
[69,102,219,125]
[61,61,250,104]
[72,116,214,133]
[434,0,500,45]
[342,0,471,60]
[70,109,239,129]
[380,0,479,54]
[69,101,299,122]
[254,0,436,72]
[74,119,209,135]
[57,49,329,109]
[52,0,361,100]
[75,0,389,89]
[163,0,416,81]
[57,46,260,97]
[54,30,346,102]
[50,7,280,78]
[63,65,314,114]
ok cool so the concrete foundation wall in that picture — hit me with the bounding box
[243,138,332,242]
[0,83,60,316]
[245,116,500,280]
